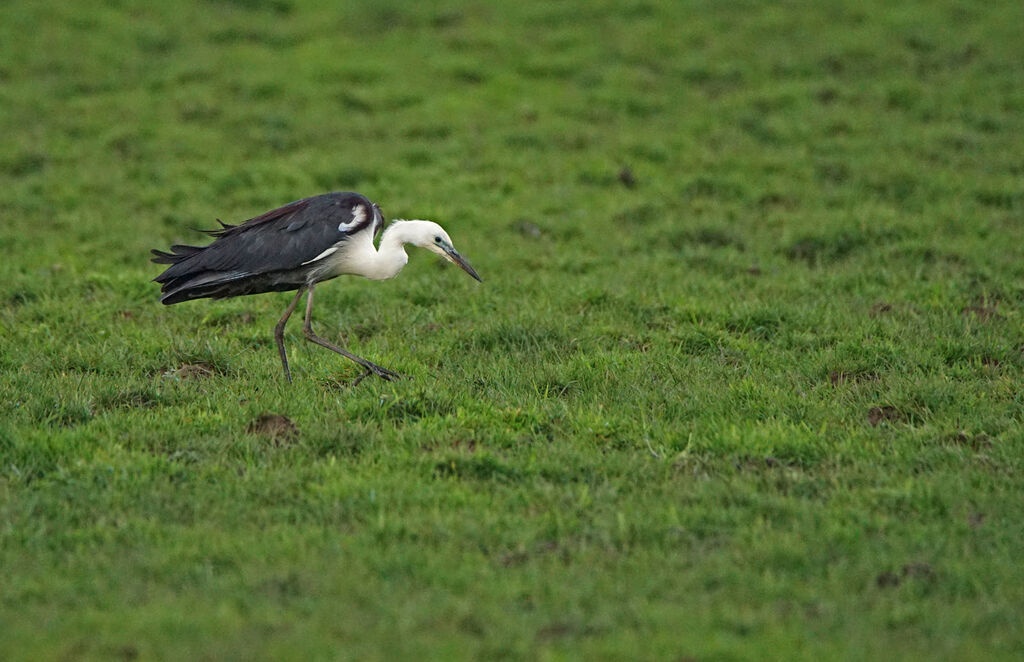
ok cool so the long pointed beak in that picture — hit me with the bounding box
[445,247,482,282]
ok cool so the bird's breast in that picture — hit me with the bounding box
[308,233,406,281]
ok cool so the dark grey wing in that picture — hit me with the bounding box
[153,192,375,303]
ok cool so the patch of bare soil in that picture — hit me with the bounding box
[247,413,299,445]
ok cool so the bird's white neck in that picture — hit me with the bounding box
[351,220,419,281]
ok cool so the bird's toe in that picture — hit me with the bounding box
[371,365,402,381]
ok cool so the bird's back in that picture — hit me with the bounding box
[152,192,383,304]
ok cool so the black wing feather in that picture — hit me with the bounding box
[152,192,379,304]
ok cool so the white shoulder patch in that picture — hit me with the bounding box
[340,204,367,231]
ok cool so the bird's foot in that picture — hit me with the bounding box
[347,363,402,388]
[351,369,372,388]
[347,358,402,383]
[361,361,403,382]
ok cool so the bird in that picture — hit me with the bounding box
[152,191,481,383]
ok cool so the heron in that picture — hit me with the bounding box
[152,191,481,383]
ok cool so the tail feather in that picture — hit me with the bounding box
[151,244,206,270]
[171,244,205,255]
[160,282,235,305]
[151,249,179,265]
[194,219,236,238]
[152,213,306,304]
[152,240,255,304]
[152,245,206,265]
[158,270,251,305]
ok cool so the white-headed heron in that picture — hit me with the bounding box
[152,192,481,383]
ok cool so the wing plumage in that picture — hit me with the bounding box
[152,192,379,304]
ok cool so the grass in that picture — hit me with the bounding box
[1,0,1023,659]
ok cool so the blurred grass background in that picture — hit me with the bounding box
[1,0,1022,660]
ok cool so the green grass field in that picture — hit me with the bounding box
[2,0,1023,659]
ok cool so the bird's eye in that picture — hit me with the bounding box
[434,236,442,243]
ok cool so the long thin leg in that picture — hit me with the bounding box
[274,288,305,383]
[301,283,402,382]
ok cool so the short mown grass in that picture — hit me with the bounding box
[1,0,1023,660]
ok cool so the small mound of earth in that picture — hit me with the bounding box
[247,414,298,444]
[869,302,893,316]
[867,405,903,426]
[165,363,216,380]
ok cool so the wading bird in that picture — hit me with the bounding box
[152,192,481,383]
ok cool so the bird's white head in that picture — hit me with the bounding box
[388,220,482,282]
